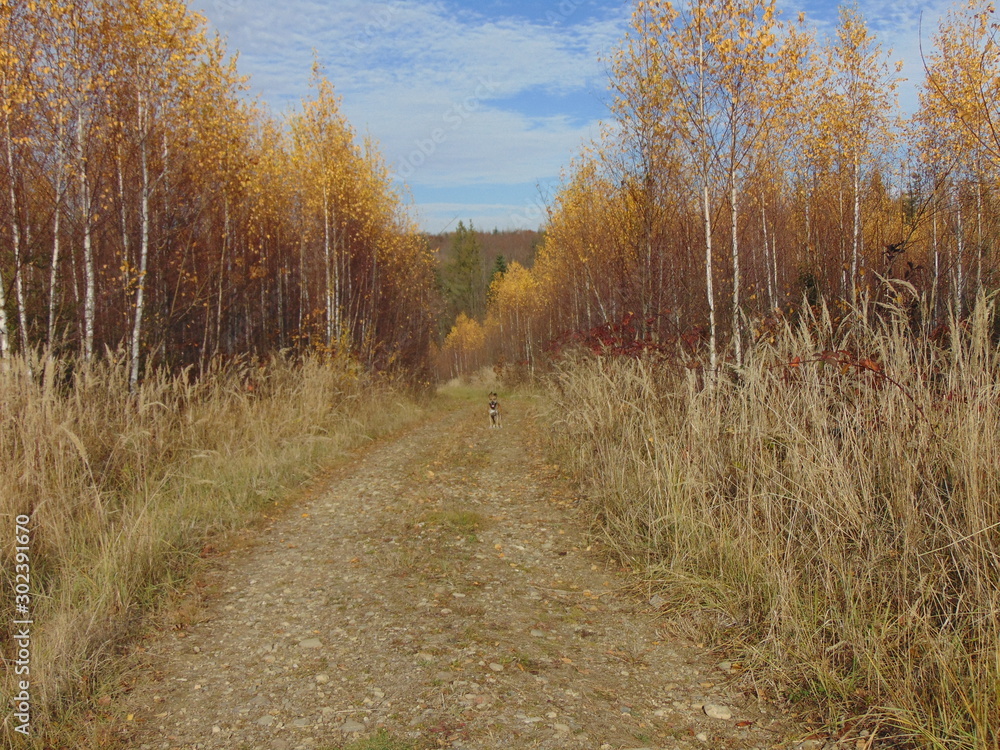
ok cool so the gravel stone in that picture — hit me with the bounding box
[705,703,734,720]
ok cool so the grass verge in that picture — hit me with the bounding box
[544,298,1000,748]
[0,353,427,747]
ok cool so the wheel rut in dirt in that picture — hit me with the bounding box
[125,394,802,750]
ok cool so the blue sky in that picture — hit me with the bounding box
[191,0,955,233]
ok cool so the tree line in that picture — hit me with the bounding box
[433,221,542,377]
[454,0,1000,375]
[0,0,438,384]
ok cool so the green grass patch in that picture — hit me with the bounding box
[422,508,486,532]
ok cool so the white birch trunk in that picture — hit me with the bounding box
[78,112,96,360]
[931,194,940,323]
[298,230,306,337]
[975,179,983,294]
[0,111,13,361]
[4,104,22,360]
[323,184,333,345]
[215,197,229,355]
[336,222,344,342]
[955,193,965,318]
[48,118,65,347]
[771,234,779,311]
[0,263,8,361]
[118,145,131,299]
[130,93,150,388]
[762,204,774,311]
[851,155,861,309]
[704,182,717,372]
[698,21,717,373]
[804,187,812,268]
[730,176,742,366]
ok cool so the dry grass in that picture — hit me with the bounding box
[546,297,1000,748]
[0,353,426,747]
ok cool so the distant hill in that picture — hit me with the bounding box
[426,228,544,273]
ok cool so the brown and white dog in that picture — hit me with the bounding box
[488,392,502,428]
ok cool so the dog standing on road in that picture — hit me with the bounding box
[488,392,502,428]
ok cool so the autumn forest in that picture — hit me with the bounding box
[1,0,438,383]
[4,0,1000,747]
[2,0,1000,380]
[443,0,1000,378]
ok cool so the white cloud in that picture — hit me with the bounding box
[197,1,964,230]
[190,0,627,228]
[197,3,622,150]
[414,199,551,233]
[387,105,604,187]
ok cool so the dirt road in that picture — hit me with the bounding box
[124,393,803,750]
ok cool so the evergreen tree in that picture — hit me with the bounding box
[487,254,508,305]
[490,255,507,284]
[442,220,486,322]
[491,254,509,279]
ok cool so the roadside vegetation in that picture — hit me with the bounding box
[544,296,1000,748]
[0,354,426,746]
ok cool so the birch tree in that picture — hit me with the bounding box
[613,0,809,366]
[290,64,353,347]
[0,0,31,361]
[821,5,901,307]
[111,0,202,385]
[0,0,438,376]
[919,0,1000,313]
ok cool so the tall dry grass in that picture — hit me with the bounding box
[0,353,425,746]
[547,298,1000,748]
